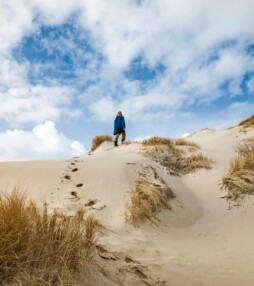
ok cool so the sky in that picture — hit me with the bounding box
[0,0,254,161]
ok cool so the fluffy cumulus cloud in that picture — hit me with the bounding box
[0,121,85,161]
[0,54,81,127]
[0,0,254,159]
[76,0,254,120]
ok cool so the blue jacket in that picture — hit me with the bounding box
[114,116,126,135]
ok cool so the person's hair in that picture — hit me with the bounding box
[117,111,122,116]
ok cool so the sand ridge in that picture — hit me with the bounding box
[0,126,254,285]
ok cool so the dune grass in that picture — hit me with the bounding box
[174,138,200,149]
[222,137,254,201]
[238,114,254,129]
[91,135,112,151]
[142,136,173,147]
[221,156,254,200]
[237,139,254,156]
[0,190,97,285]
[126,180,175,225]
[142,136,212,176]
[183,153,212,171]
[161,153,212,175]
[122,140,132,146]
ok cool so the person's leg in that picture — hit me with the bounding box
[114,133,119,146]
[121,132,126,143]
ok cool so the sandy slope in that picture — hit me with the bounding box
[0,126,254,285]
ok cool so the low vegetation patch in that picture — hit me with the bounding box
[0,191,97,285]
[238,114,254,129]
[123,140,132,145]
[221,137,254,201]
[142,136,173,147]
[126,180,175,225]
[91,135,112,151]
[180,153,212,173]
[174,138,200,149]
[142,136,212,176]
[237,139,254,156]
[126,166,175,225]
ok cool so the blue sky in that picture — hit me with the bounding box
[0,0,254,160]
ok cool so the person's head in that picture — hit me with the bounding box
[117,111,122,116]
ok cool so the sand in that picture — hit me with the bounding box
[0,125,254,285]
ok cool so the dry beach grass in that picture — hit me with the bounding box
[239,114,254,129]
[222,137,254,201]
[0,191,97,286]
[174,138,200,148]
[125,166,176,226]
[142,136,174,147]
[1,114,254,285]
[91,135,112,151]
[142,136,212,175]
[237,139,254,156]
[126,180,175,225]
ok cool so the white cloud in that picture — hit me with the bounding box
[0,55,81,126]
[0,121,86,161]
[181,133,191,138]
[30,0,79,25]
[0,2,82,127]
[200,101,254,130]
[77,0,254,70]
[0,57,28,87]
[179,47,251,100]
[0,0,34,54]
[0,83,80,126]
[0,0,254,158]
[75,0,254,121]
[133,136,151,142]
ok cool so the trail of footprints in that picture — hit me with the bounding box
[62,157,83,201]
[96,244,166,285]
[52,158,165,285]
[54,157,105,215]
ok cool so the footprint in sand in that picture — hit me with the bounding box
[64,174,71,180]
[125,256,140,264]
[122,264,165,285]
[97,245,118,260]
[76,183,83,187]
[84,199,106,210]
[131,266,149,280]
[68,191,80,201]
[96,246,165,286]
[71,168,78,172]
[84,199,98,207]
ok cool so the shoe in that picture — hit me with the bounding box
[114,141,118,147]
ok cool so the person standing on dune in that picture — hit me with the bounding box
[113,111,126,147]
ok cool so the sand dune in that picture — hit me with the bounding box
[0,124,254,285]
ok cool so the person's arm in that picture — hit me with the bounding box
[122,117,126,129]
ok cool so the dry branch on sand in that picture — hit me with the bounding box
[0,190,97,285]
[142,137,212,176]
[91,135,112,151]
[126,167,175,225]
[221,137,254,201]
